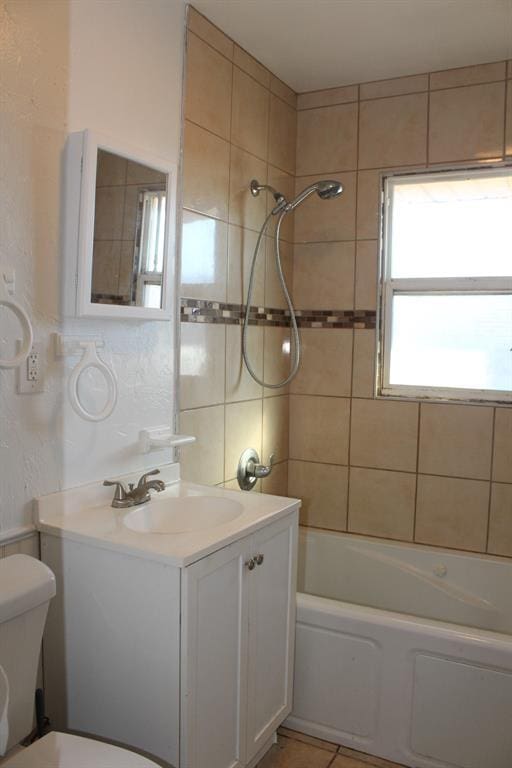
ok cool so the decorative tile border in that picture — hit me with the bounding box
[180,298,376,329]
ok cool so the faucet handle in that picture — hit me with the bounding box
[103,480,128,501]
[249,453,275,479]
[137,468,160,488]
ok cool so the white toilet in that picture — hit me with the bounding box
[0,554,160,767]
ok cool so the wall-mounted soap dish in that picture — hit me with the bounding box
[139,427,196,454]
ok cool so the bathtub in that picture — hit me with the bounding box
[285,528,512,768]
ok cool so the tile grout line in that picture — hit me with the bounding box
[221,40,237,486]
[186,26,296,109]
[502,77,509,158]
[412,403,422,541]
[485,407,497,552]
[346,86,361,534]
[426,73,431,167]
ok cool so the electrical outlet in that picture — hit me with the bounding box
[16,341,44,394]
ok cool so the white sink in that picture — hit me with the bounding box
[123,496,244,534]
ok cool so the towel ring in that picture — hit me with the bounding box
[0,297,33,369]
[68,341,117,422]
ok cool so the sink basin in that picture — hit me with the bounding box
[123,496,244,534]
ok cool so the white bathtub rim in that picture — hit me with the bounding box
[299,526,512,568]
[296,591,512,649]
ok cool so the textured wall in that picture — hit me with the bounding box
[0,0,184,540]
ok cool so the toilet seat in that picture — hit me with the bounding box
[1,732,160,767]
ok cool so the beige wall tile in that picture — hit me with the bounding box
[185,32,232,139]
[233,44,270,87]
[506,80,512,156]
[125,161,166,186]
[350,398,419,472]
[419,403,494,480]
[262,460,289,496]
[92,241,121,294]
[493,408,512,483]
[429,82,506,163]
[263,394,289,462]
[293,241,354,309]
[430,61,506,90]
[269,94,297,174]
[294,172,356,243]
[266,166,295,242]
[121,185,139,241]
[348,467,416,540]
[360,74,428,100]
[263,326,292,394]
[225,399,263,481]
[229,146,267,230]
[225,324,263,403]
[180,322,225,409]
[355,240,378,310]
[289,460,348,531]
[270,75,297,108]
[227,224,265,306]
[290,329,353,397]
[297,85,358,110]
[187,7,233,60]
[289,395,350,464]
[180,405,225,485]
[415,475,489,551]
[508,61,512,78]
[356,169,381,240]
[359,93,428,169]
[264,238,293,309]
[117,242,135,297]
[231,67,269,160]
[352,329,376,398]
[94,186,124,240]
[181,210,228,302]
[296,102,358,175]
[96,151,127,186]
[183,121,230,219]
[487,483,512,557]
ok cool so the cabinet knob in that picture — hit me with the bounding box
[245,558,256,571]
[255,554,264,566]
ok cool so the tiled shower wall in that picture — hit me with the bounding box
[179,7,296,492]
[289,60,512,558]
[180,7,512,559]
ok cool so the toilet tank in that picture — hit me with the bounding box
[0,554,56,752]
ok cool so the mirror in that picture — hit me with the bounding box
[92,150,167,309]
[67,131,176,320]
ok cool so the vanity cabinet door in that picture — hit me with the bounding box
[245,513,298,762]
[181,537,249,768]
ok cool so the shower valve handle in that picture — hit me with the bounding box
[248,453,275,479]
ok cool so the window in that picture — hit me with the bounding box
[379,167,512,403]
[135,189,166,309]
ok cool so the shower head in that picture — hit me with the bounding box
[287,179,343,211]
[316,180,344,199]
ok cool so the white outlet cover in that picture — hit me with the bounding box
[16,340,44,394]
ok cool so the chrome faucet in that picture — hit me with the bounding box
[104,469,166,508]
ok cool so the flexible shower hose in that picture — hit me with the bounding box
[242,209,301,388]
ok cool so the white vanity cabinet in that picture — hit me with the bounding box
[182,514,297,768]
[39,484,298,768]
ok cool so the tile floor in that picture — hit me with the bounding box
[256,728,407,768]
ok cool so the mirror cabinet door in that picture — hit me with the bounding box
[91,149,168,310]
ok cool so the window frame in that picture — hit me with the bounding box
[377,164,512,405]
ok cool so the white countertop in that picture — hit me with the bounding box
[35,464,300,567]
